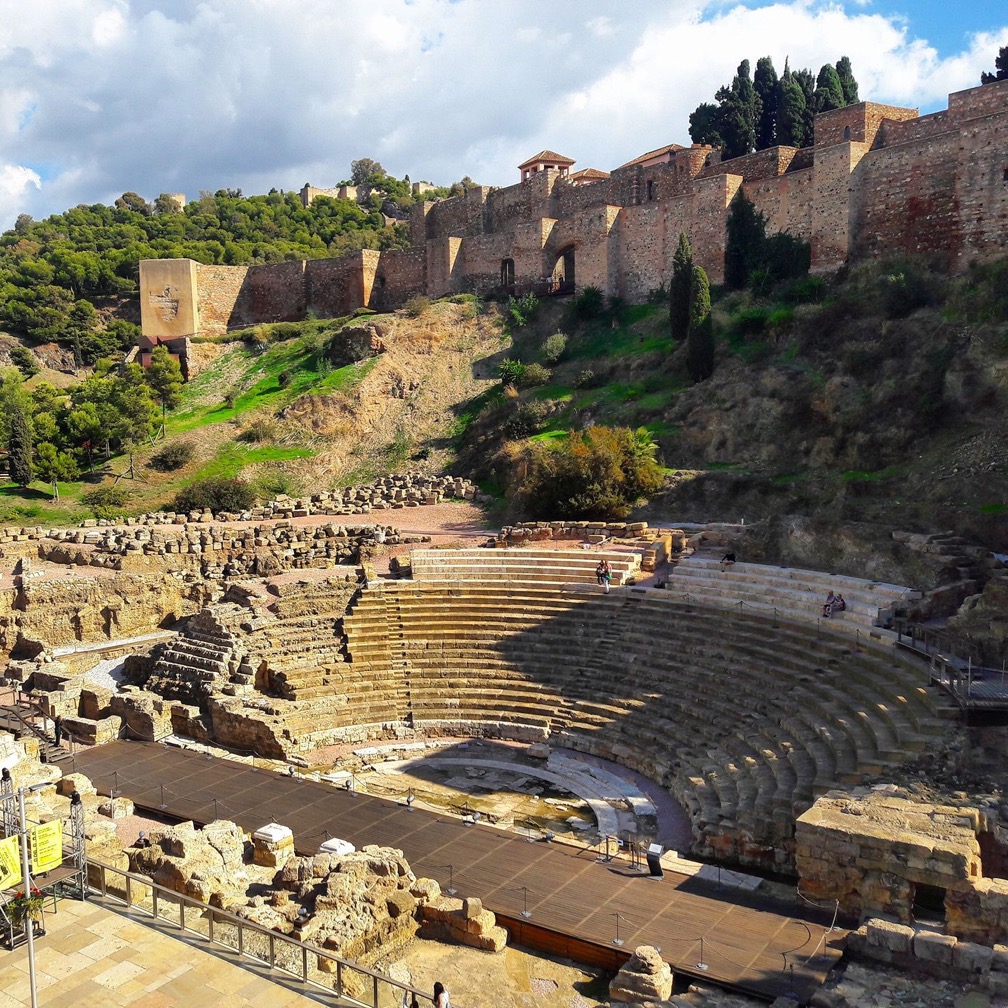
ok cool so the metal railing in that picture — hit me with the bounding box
[87,859,428,1008]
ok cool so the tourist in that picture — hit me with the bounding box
[832,593,846,614]
[53,715,62,746]
[720,551,736,571]
[822,591,836,618]
[433,982,450,1008]
[401,992,420,1008]
[596,559,612,593]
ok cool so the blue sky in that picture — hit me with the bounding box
[0,0,1005,230]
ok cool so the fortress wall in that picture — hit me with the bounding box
[744,166,815,241]
[305,257,366,317]
[954,104,1008,267]
[231,260,308,328]
[690,174,742,285]
[373,247,427,307]
[618,196,693,301]
[699,146,798,184]
[484,171,558,232]
[193,263,250,338]
[816,102,919,148]
[810,142,871,272]
[425,237,464,297]
[418,185,491,241]
[879,109,953,146]
[850,129,962,268]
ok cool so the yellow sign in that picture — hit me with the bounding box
[30,821,63,875]
[0,835,21,891]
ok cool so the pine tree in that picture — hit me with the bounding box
[669,233,694,342]
[7,405,34,487]
[145,344,184,435]
[981,46,1008,84]
[754,57,779,149]
[835,56,859,103]
[688,102,724,148]
[685,266,714,383]
[813,64,845,114]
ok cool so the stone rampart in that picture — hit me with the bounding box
[141,80,1008,346]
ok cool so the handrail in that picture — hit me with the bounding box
[87,858,430,1008]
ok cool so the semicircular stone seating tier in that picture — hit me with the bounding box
[331,548,950,872]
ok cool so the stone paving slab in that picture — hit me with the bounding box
[0,897,343,1008]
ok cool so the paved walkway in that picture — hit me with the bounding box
[0,896,340,1008]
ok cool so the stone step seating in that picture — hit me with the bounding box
[668,555,918,630]
[408,548,640,587]
[146,606,247,698]
[343,581,943,849]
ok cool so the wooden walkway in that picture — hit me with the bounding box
[72,742,844,1003]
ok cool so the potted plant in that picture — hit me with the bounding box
[6,888,44,930]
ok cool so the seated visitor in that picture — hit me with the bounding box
[720,551,736,571]
[832,592,846,613]
[822,591,836,617]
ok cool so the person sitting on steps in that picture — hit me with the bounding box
[720,551,736,571]
[596,558,612,593]
[822,591,836,617]
[832,592,846,615]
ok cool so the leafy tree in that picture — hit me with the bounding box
[34,442,79,501]
[145,344,184,432]
[114,192,151,216]
[514,425,664,520]
[688,102,724,149]
[9,345,38,379]
[7,403,33,487]
[835,56,859,103]
[981,46,1008,84]
[669,232,694,341]
[66,402,103,471]
[685,266,714,382]
[350,158,386,186]
[753,57,780,149]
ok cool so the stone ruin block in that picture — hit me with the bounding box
[609,945,674,1005]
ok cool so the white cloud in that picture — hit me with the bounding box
[0,165,42,220]
[0,0,1005,231]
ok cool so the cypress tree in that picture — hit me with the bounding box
[794,68,817,144]
[669,233,694,342]
[777,67,808,148]
[753,57,779,149]
[8,405,34,487]
[724,191,767,290]
[835,56,859,103]
[813,63,845,114]
[721,60,758,159]
[685,266,714,383]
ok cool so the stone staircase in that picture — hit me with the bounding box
[145,604,254,701]
[408,547,641,587]
[0,701,71,763]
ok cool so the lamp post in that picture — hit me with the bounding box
[15,780,48,1008]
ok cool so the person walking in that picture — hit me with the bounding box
[596,558,612,594]
[433,982,450,1008]
[53,715,63,746]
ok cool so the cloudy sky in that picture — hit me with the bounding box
[1,0,1006,232]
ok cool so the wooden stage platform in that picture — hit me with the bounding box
[72,742,845,1003]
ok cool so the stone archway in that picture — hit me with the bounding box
[550,246,575,294]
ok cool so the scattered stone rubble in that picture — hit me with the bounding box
[609,945,674,1005]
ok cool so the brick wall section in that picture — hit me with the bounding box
[193,263,249,338]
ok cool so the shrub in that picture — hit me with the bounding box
[507,292,539,328]
[882,268,939,319]
[513,425,664,519]
[150,440,195,472]
[402,296,431,318]
[82,486,131,520]
[9,345,39,378]
[572,286,605,321]
[171,477,256,514]
[506,400,552,438]
[238,418,278,443]
[517,363,551,388]
[541,331,568,364]
[575,368,597,388]
[499,358,525,387]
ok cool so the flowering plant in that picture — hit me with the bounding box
[6,887,43,926]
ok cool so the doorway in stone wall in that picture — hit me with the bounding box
[551,246,575,294]
[911,882,947,926]
[500,258,515,290]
